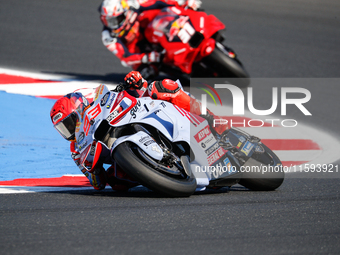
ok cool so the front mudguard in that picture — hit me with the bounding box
[111,131,164,161]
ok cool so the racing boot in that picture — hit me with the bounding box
[190,98,229,136]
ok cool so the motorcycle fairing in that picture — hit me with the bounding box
[75,86,113,152]
[108,96,212,187]
[111,97,192,144]
[110,96,239,184]
[144,6,225,73]
[75,85,239,188]
[189,120,241,182]
[110,131,164,161]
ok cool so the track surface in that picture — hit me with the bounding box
[1,0,340,254]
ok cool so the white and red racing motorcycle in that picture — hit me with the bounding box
[75,83,284,197]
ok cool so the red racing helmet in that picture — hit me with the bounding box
[50,92,88,141]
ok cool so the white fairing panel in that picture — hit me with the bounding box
[75,85,223,190]
[111,97,211,188]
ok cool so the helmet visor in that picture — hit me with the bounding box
[54,112,78,140]
[104,13,125,29]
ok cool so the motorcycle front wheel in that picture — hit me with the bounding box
[200,45,250,87]
[113,142,197,197]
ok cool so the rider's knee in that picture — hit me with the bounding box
[148,79,180,99]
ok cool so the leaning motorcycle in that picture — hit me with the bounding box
[75,83,283,197]
[144,6,250,87]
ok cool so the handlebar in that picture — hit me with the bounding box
[112,82,131,93]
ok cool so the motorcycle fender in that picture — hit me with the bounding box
[111,131,164,161]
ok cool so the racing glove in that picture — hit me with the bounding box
[177,0,202,10]
[124,71,148,89]
[141,51,161,64]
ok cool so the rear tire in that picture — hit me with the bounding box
[113,142,197,197]
[239,144,284,191]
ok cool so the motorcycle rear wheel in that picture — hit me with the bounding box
[113,142,197,197]
[239,144,285,191]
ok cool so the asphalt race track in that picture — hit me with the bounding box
[0,0,340,254]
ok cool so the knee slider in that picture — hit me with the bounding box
[148,80,181,100]
[161,79,180,92]
[154,80,180,93]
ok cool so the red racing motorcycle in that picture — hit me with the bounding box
[144,6,250,87]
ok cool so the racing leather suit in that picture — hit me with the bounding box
[101,0,201,78]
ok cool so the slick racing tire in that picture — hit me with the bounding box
[113,142,197,197]
[239,144,285,191]
[202,45,250,87]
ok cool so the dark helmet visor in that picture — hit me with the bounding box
[54,112,78,141]
[105,13,125,29]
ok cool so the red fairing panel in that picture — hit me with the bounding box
[145,6,225,73]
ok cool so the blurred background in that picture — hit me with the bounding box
[0,0,339,82]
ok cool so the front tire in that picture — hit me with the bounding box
[113,142,197,197]
[201,45,250,87]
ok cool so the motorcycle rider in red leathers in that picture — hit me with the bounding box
[100,0,202,79]
[50,70,227,191]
